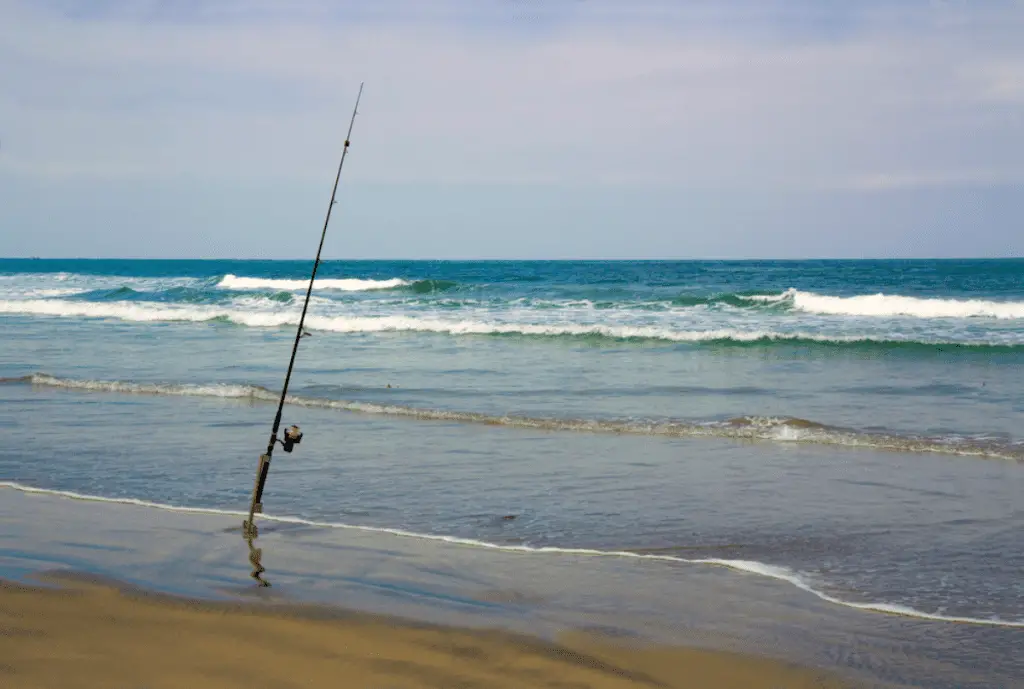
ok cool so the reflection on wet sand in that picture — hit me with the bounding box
[1,488,1021,689]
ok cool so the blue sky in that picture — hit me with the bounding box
[0,0,1022,259]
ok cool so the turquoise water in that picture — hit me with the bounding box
[1,258,1022,635]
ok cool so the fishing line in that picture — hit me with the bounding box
[243,83,364,586]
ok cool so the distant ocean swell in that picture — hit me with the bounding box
[131,277,1024,320]
[6,270,1024,315]
[7,374,1022,461]
[230,280,1024,319]
[2,480,1021,629]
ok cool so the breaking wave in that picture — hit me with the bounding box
[2,299,1021,350]
[2,481,1021,628]
[10,373,1023,461]
[217,274,410,291]
[766,289,1024,320]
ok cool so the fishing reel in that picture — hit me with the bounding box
[277,425,303,453]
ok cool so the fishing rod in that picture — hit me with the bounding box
[243,82,364,586]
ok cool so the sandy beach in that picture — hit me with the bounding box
[0,574,856,689]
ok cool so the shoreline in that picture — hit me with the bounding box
[2,484,1021,688]
[4,479,1022,630]
[0,572,856,689]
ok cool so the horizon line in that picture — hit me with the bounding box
[1,256,1022,262]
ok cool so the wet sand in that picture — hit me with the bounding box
[5,489,1022,688]
[0,574,854,689]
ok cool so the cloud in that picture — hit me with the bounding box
[962,60,1024,103]
[1,0,1022,192]
[839,169,1024,191]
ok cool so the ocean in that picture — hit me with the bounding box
[1,258,1022,685]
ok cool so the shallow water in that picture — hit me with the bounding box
[1,258,1023,685]
[3,381,1022,627]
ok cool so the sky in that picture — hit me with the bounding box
[0,0,1022,259]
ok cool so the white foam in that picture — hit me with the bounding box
[0,299,227,323]
[3,297,1021,348]
[26,288,82,297]
[218,274,409,291]
[302,315,719,340]
[263,314,933,347]
[27,373,276,401]
[0,298,780,338]
[692,558,1024,626]
[782,288,1024,320]
[1,481,1021,628]
[738,292,792,304]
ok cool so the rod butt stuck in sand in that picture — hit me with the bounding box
[243,83,364,586]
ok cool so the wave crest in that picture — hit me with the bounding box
[13,374,1024,461]
[217,274,409,291]
[776,289,1024,320]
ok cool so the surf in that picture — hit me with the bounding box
[11,373,1023,461]
[217,274,410,291]
[764,288,1024,319]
